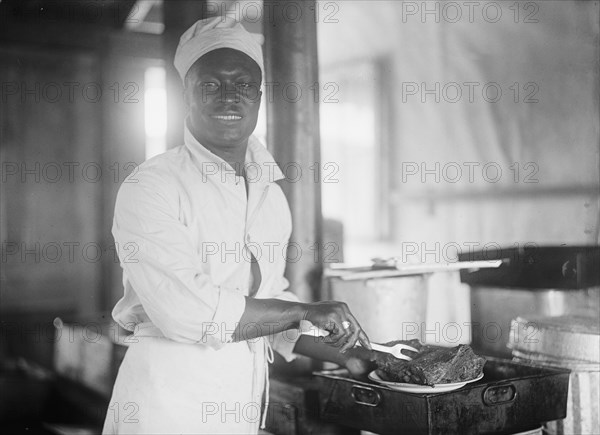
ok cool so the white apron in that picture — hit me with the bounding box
[102,324,273,434]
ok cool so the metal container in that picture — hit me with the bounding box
[469,287,599,357]
[509,315,600,434]
[509,315,600,364]
[459,246,600,289]
[325,275,428,343]
[0,359,53,422]
[459,246,600,358]
[511,427,543,435]
[314,358,570,435]
[53,316,128,397]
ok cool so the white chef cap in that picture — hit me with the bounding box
[174,16,264,83]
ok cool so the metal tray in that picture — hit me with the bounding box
[458,246,599,289]
[314,357,570,435]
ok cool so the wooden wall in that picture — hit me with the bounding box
[1,45,102,364]
[1,30,158,367]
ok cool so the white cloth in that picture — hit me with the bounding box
[103,124,301,434]
[103,336,265,434]
[174,16,264,82]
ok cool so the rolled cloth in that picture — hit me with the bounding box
[174,16,264,82]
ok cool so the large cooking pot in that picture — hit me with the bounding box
[509,315,600,435]
[324,274,429,343]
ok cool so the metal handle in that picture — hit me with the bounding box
[370,343,389,354]
[561,259,577,279]
[483,384,517,406]
[350,385,381,407]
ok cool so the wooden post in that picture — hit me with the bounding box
[264,0,323,305]
[162,0,216,148]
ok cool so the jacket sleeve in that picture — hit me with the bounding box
[268,277,304,362]
[112,169,246,349]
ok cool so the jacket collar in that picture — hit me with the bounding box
[183,121,285,184]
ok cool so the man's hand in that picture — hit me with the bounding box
[233,297,371,356]
[303,301,371,353]
[293,334,375,378]
[344,350,377,378]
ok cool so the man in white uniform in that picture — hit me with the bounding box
[103,17,371,434]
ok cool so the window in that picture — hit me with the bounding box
[320,59,392,263]
[144,66,167,160]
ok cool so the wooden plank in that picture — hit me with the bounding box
[0,18,106,50]
[391,185,600,202]
[162,0,212,148]
[264,0,323,304]
[99,50,152,310]
[267,377,354,435]
[0,46,103,316]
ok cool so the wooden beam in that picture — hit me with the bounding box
[113,0,138,27]
[264,0,323,303]
[0,0,138,29]
[162,0,215,148]
[391,185,600,203]
[123,0,156,30]
[0,18,106,50]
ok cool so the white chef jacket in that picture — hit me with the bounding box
[103,124,301,434]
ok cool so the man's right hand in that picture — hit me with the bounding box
[233,297,371,356]
[302,300,371,353]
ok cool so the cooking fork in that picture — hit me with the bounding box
[368,342,418,361]
[301,325,418,361]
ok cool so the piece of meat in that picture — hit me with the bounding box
[373,340,486,386]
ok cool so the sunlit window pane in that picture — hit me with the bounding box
[144,66,167,160]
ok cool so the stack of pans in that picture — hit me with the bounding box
[509,315,600,434]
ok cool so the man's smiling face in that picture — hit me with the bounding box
[185,48,262,150]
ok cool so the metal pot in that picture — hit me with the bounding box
[469,286,599,357]
[324,275,429,343]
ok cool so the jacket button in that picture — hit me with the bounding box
[246,234,251,242]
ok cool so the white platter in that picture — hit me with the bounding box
[368,371,484,393]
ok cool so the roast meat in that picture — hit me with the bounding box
[374,339,486,386]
